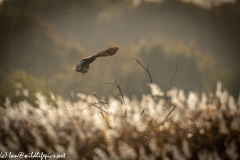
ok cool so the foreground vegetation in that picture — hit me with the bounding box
[0,82,239,160]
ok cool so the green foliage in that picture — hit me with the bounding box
[0,70,56,107]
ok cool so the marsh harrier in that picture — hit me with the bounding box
[71,47,119,75]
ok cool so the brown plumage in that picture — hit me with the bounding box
[71,47,119,75]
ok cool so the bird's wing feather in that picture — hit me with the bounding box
[71,66,76,70]
[94,47,119,58]
[71,60,85,70]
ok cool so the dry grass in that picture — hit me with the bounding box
[0,82,239,160]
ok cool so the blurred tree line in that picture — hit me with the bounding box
[0,70,57,106]
[0,0,239,106]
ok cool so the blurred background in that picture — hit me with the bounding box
[0,0,239,104]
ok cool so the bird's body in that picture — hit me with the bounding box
[71,47,119,75]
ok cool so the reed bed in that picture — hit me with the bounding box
[0,82,239,160]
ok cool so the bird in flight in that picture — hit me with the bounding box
[71,47,119,75]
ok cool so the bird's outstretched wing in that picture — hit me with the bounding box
[94,47,119,58]
[71,47,119,75]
